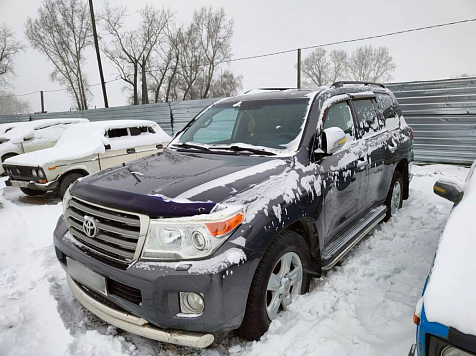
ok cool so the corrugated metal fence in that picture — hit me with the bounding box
[0,98,219,137]
[2,77,476,164]
[386,77,476,165]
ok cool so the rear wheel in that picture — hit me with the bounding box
[384,171,403,221]
[57,173,84,199]
[20,187,46,196]
[237,230,311,340]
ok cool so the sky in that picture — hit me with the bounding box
[1,0,476,113]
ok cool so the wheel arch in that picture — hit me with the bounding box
[286,217,321,276]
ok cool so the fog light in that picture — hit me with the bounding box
[180,292,204,314]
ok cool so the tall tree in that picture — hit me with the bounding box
[301,48,330,87]
[348,45,396,82]
[208,69,242,98]
[328,49,348,83]
[0,24,25,90]
[194,6,233,99]
[25,0,93,110]
[100,3,172,105]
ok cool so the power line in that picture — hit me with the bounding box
[2,17,476,98]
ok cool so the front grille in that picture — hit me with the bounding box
[108,279,142,305]
[66,196,146,266]
[3,165,38,181]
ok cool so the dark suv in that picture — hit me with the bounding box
[53,82,413,348]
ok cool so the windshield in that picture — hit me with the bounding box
[175,99,310,154]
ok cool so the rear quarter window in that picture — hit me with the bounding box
[376,93,400,129]
[352,99,380,138]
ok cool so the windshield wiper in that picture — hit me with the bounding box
[173,142,211,151]
[210,145,276,156]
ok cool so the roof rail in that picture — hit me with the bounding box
[244,87,296,94]
[331,81,386,88]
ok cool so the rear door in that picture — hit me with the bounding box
[318,100,368,244]
[99,127,137,170]
[351,97,388,207]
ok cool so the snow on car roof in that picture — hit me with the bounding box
[0,118,89,144]
[423,162,476,336]
[5,120,171,167]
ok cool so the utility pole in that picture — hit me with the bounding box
[89,0,108,108]
[40,91,45,113]
[297,48,301,89]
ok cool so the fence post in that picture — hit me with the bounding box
[40,91,45,113]
[297,49,301,89]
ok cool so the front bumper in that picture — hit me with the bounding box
[66,274,214,348]
[5,178,58,191]
[53,216,259,337]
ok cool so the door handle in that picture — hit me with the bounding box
[357,158,368,169]
[126,148,135,154]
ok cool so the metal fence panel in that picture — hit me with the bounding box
[387,77,476,165]
[3,77,476,165]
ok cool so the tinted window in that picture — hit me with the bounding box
[323,101,354,142]
[376,93,399,129]
[192,109,238,144]
[352,99,380,137]
[107,128,129,138]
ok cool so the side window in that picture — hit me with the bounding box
[376,93,400,129]
[323,101,355,142]
[107,128,129,138]
[129,126,150,136]
[352,99,380,138]
[192,109,238,144]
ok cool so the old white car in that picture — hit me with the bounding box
[3,120,170,197]
[0,118,88,175]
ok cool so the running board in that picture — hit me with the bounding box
[321,205,387,271]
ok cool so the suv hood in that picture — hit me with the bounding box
[72,149,290,217]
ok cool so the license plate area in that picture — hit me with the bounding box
[10,180,29,188]
[67,257,107,296]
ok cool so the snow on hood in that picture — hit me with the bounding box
[5,120,171,167]
[0,118,88,144]
[423,165,476,336]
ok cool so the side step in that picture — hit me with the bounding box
[321,205,387,271]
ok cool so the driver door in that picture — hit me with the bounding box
[318,100,369,245]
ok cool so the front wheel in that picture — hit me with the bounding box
[237,230,311,340]
[57,173,84,199]
[384,171,403,221]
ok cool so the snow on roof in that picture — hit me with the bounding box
[0,118,89,144]
[423,163,476,336]
[5,120,171,167]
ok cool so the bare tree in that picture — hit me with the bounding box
[209,69,242,98]
[0,92,30,115]
[25,0,93,110]
[328,49,348,83]
[100,3,172,105]
[301,48,330,87]
[348,45,396,82]
[0,24,25,90]
[194,6,233,99]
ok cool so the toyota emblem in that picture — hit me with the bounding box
[83,216,98,238]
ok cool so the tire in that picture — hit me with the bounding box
[237,230,311,340]
[57,173,84,199]
[20,187,46,196]
[384,171,403,221]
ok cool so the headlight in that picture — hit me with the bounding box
[141,207,244,260]
[442,346,473,356]
[38,169,45,178]
[31,169,37,177]
[62,185,72,217]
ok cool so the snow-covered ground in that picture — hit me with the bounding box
[0,164,469,356]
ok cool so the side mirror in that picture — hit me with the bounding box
[433,178,465,204]
[104,144,111,150]
[318,127,347,155]
[23,133,34,141]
